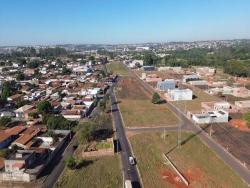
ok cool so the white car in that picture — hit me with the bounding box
[129,156,135,165]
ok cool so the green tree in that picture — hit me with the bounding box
[16,71,25,81]
[28,112,39,119]
[65,156,76,169]
[143,52,154,65]
[27,60,40,68]
[1,82,11,99]
[62,67,72,75]
[151,92,161,104]
[37,101,52,114]
[0,116,12,127]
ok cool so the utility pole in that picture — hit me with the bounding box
[178,122,181,148]
[164,128,166,141]
[177,100,182,148]
[209,124,212,137]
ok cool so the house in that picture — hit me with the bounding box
[2,149,48,182]
[128,60,143,68]
[196,67,216,76]
[191,110,229,124]
[11,127,42,149]
[0,126,26,149]
[14,105,35,119]
[182,74,200,83]
[156,79,176,91]
[235,100,250,109]
[24,68,35,76]
[232,87,250,98]
[0,129,70,182]
[143,66,155,71]
[7,94,22,102]
[201,101,232,112]
[188,80,208,86]
[168,89,193,101]
[61,109,83,120]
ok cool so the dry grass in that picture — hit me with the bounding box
[107,62,129,76]
[130,132,248,188]
[54,155,122,188]
[116,77,179,127]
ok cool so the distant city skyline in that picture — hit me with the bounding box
[1,0,250,46]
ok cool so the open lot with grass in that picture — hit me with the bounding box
[130,132,248,188]
[116,77,179,127]
[171,86,220,112]
[107,61,129,76]
[54,155,122,188]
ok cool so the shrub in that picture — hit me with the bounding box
[65,156,76,169]
[0,116,11,127]
[151,92,161,104]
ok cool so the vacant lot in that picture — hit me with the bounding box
[55,155,122,188]
[130,132,248,188]
[116,77,179,127]
[171,86,220,112]
[107,62,129,76]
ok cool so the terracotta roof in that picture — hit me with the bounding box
[62,109,81,115]
[13,127,41,146]
[9,94,22,100]
[0,133,11,143]
[4,126,26,136]
[0,126,26,143]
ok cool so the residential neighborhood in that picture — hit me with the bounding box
[1,1,250,188]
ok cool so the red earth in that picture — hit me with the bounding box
[160,167,203,188]
[229,119,250,132]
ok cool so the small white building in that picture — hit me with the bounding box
[168,89,193,101]
[192,110,229,124]
[128,60,143,68]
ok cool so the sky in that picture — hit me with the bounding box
[0,0,250,46]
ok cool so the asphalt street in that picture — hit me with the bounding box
[110,88,142,188]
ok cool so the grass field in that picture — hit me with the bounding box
[107,61,129,76]
[116,77,179,127]
[55,155,122,188]
[171,86,220,112]
[130,132,248,188]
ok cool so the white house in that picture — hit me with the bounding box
[128,60,143,68]
[168,89,193,101]
[192,110,228,124]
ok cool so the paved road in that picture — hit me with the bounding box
[110,87,142,188]
[128,65,250,185]
[40,134,77,188]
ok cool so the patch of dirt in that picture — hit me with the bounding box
[229,119,250,132]
[160,167,204,188]
[185,167,204,182]
[161,169,188,188]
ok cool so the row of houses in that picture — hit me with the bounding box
[0,125,70,182]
